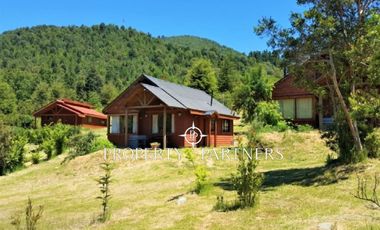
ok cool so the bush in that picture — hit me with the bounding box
[52,123,78,155]
[183,148,195,166]
[7,134,27,171]
[0,124,27,175]
[213,195,241,212]
[232,156,263,208]
[96,161,113,223]
[31,152,41,164]
[11,198,43,230]
[91,138,114,153]
[0,123,13,175]
[28,123,78,161]
[255,101,284,126]
[62,132,97,163]
[194,165,208,194]
[322,112,367,164]
[365,129,380,158]
[295,124,314,132]
[41,139,55,160]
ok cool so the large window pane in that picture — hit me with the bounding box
[128,115,137,134]
[296,98,313,119]
[152,114,158,134]
[111,116,120,134]
[222,119,231,132]
[279,99,295,119]
[152,113,173,134]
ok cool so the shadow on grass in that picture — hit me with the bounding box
[214,163,366,191]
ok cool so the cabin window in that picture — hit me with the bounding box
[128,115,138,134]
[171,113,175,133]
[279,99,295,119]
[87,117,92,123]
[152,113,174,134]
[222,119,231,133]
[278,98,313,119]
[211,119,216,132]
[296,98,313,119]
[152,114,159,134]
[110,116,120,134]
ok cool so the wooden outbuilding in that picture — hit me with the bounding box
[33,99,107,128]
[103,74,239,148]
[272,75,334,128]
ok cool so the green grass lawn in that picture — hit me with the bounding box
[0,131,379,229]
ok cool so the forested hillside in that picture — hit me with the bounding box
[0,24,281,127]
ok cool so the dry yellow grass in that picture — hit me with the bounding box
[0,131,379,229]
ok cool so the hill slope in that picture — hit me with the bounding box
[0,131,379,229]
[161,35,239,54]
[0,24,281,126]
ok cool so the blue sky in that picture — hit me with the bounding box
[0,0,305,53]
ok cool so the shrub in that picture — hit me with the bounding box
[214,195,228,211]
[7,134,27,171]
[322,111,368,164]
[40,139,55,160]
[296,124,314,132]
[51,123,78,155]
[31,153,41,165]
[28,123,78,160]
[213,195,240,212]
[183,148,195,166]
[11,198,43,230]
[255,101,284,126]
[232,156,263,208]
[194,165,208,194]
[62,132,96,163]
[96,161,113,223]
[0,124,27,175]
[364,129,380,158]
[91,138,114,153]
[0,123,13,175]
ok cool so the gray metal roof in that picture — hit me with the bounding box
[141,74,237,117]
[141,83,185,109]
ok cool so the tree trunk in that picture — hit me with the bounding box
[328,51,363,151]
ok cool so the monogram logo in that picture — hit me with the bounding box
[179,122,207,148]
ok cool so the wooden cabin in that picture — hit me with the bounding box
[33,99,107,128]
[103,74,239,148]
[272,75,334,128]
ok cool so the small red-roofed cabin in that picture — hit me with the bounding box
[33,99,107,128]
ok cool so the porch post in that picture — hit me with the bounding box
[125,109,129,147]
[214,119,217,147]
[208,118,212,147]
[318,95,323,130]
[107,116,110,134]
[163,106,167,149]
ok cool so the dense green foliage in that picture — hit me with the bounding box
[185,59,218,94]
[256,0,380,163]
[254,101,286,127]
[233,66,272,122]
[28,123,79,160]
[0,124,27,175]
[62,132,96,163]
[62,131,114,164]
[0,24,281,127]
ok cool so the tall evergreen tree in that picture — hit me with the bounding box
[185,58,218,94]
